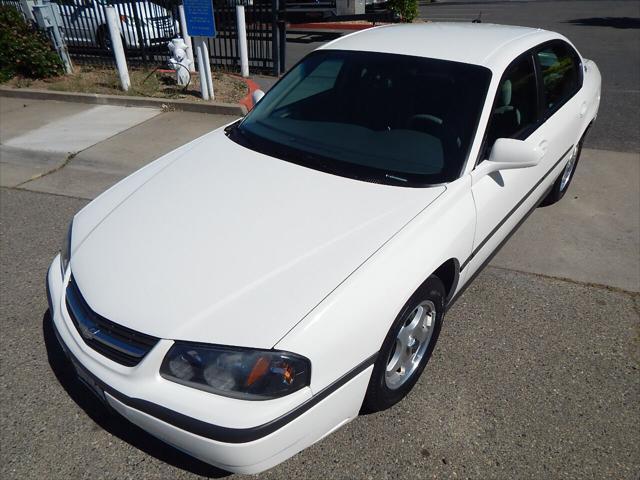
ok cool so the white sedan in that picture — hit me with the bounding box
[55,0,176,50]
[47,23,600,474]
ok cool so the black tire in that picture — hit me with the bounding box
[541,135,585,206]
[362,275,446,413]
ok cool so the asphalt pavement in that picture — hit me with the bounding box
[1,0,639,478]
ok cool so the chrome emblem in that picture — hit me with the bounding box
[78,323,100,341]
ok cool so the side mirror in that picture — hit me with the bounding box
[251,89,265,107]
[489,138,539,169]
[474,138,540,181]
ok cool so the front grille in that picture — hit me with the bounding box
[65,276,159,367]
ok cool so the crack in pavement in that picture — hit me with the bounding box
[10,110,166,188]
[13,150,78,188]
[487,264,640,297]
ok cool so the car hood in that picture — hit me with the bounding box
[71,130,445,348]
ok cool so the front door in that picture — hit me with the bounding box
[465,53,550,276]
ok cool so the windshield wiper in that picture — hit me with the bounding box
[224,119,242,135]
[225,121,259,150]
[227,124,418,186]
[385,174,408,183]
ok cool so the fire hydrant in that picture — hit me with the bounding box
[168,38,191,87]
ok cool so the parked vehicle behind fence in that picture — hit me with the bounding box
[54,0,176,51]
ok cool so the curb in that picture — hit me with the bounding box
[0,87,247,116]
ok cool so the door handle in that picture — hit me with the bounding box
[580,101,588,117]
[536,140,549,159]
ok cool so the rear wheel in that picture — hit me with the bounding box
[541,135,585,206]
[362,276,445,413]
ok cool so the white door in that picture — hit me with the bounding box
[465,53,546,276]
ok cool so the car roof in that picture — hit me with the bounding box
[320,22,562,72]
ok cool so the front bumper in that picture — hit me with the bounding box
[46,255,373,474]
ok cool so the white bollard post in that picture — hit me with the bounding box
[236,5,249,78]
[105,7,130,91]
[195,38,209,101]
[178,5,195,73]
[200,39,215,100]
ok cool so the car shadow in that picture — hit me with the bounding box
[565,17,640,29]
[488,171,505,187]
[42,311,230,479]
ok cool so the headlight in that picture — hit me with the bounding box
[60,220,72,277]
[160,343,311,400]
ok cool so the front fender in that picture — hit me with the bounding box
[276,176,475,394]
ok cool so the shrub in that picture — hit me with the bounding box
[388,0,418,23]
[0,5,64,82]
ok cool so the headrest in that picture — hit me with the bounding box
[500,79,512,107]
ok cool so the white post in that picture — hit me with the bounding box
[200,39,215,100]
[178,5,195,73]
[236,5,249,78]
[105,7,130,91]
[194,38,209,101]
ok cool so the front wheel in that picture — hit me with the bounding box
[541,135,585,206]
[362,276,445,413]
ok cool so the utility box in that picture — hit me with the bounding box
[33,3,63,29]
[19,0,36,23]
[32,1,72,74]
[336,0,365,16]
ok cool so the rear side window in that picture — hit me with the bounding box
[536,41,582,113]
[484,55,538,150]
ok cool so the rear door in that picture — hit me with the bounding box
[533,40,585,173]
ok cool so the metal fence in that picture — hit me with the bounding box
[204,0,285,74]
[1,0,284,75]
[0,0,21,10]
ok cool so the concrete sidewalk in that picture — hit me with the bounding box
[0,97,239,197]
[493,148,640,292]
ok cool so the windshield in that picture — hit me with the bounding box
[231,50,491,187]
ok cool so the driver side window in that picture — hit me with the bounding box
[484,55,538,156]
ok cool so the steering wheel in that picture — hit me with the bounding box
[407,114,444,130]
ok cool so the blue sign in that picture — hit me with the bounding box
[183,0,216,38]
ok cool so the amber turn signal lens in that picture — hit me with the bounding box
[283,364,294,384]
[246,356,270,386]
